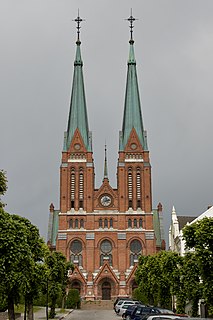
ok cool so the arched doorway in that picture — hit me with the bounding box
[102,281,111,300]
[71,280,81,294]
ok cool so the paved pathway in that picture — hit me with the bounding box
[65,309,119,320]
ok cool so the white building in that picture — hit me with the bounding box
[169,205,213,256]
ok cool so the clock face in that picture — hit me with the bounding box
[130,143,137,150]
[100,195,112,207]
[74,143,81,150]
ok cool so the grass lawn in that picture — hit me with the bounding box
[14,305,42,313]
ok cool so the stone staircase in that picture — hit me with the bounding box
[81,300,114,310]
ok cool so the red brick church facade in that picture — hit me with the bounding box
[48,14,165,300]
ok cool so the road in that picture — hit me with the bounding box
[66,309,120,320]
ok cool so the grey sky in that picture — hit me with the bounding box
[1,0,213,246]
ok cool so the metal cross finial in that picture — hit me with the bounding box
[104,141,108,179]
[73,9,85,42]
[126,9,138,42]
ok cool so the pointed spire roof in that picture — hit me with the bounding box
[103,143,108,180]
[120,12,148,151]
[64,13,91,151]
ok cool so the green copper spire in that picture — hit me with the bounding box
[120,12,148,151]
[64,13,91,151]
[103,143,108,180]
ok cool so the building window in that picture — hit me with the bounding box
[134,218,137,228]
[139,218,143,228]
[79,169,84,209]
[104,218,108,228]
[75,219,78,229]
[128,168,133,208]
[70,240,83,267]
[128,218,132,228]
[130,239,142,267]
[136,168,141,209]
[71,169,75,208]
[110,218,113,228]
[69,219,73,229]
[80,219,84,228]
[99,218,102,228]
[100,240,112,266]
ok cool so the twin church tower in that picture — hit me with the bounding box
[48,13,165,300]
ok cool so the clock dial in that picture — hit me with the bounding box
[130,143,137,150]
[74,143,81,150]
[100,195,112,207]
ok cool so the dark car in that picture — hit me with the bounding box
[126,305,173,320]
[123,304,145,320]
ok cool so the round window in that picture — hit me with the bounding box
[101,240,112,254]
[130,240,142,254]
[71,240,82,254]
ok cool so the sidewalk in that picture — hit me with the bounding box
[21,307,73,320]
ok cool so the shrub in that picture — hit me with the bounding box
[0,294,8,312]
[65,289,80,309]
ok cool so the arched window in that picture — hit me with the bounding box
[99,218,102,228]
[70,168,75,209]
[69,219,73,229]
[100,240,112,266]
[128,168,133,208]
[70,240,83,267]
[128,218,132,228]
[134,218,137,228]
[104,218,108,228]
[110,218,113,228]
[80,219,84,228]
[139,218,143,228]
[75,219,78,229]
[79,168,84,209]
[136,168,141,209]
[129,239,142,267]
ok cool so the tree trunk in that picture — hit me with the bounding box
[7,295,15,320]
[27,301,34,320]
[49,298,56,319]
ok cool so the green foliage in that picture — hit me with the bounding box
[65,289,80,309]
[0,170,7,207]
[0,290,8,312]
[183,217,213,314]
[136,247,208,315]
[45,251,74,318]
[132,288,146,304]
[136,252,182,309]
[0,208,48,320]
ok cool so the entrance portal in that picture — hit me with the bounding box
[102,281,111,300]
[71,280,81,294]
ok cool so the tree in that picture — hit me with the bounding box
[0,170,7,207]
[0,210,33,320]
[183,217,213,314]
[13,216,49,320]
[136,251,183,311]
[180,252,201,316]
[45,251,73,319]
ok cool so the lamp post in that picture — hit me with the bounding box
[46,278,49,320]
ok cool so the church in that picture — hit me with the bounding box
[47,13,165,300]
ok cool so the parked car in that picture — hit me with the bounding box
[115,300,140,314]
[136,315,188,320]
[125,305,174,320]
[117,304,138,317]
[123,304,145,320]
[114,297,132,310]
